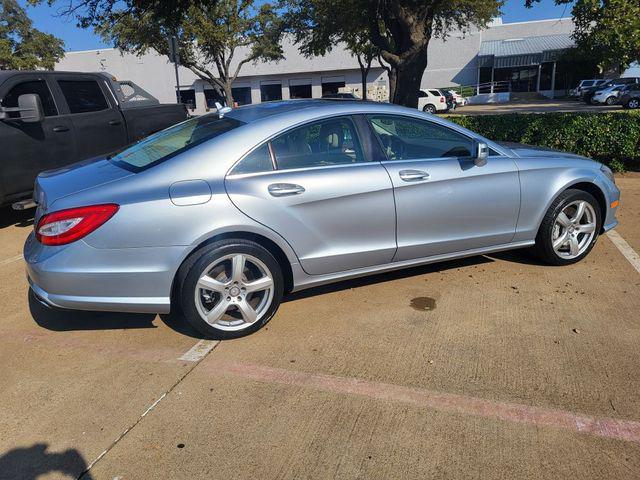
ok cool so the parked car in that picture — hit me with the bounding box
[591,85,625,105]
[322,92,359,100]
[583,77,640,104]
[0,70,189,207]
[619,83,640,109]
[25,100,620,339]
[417,89,448,113]
[571,79,607,98]
[448,90,467,106]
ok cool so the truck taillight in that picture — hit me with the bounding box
[36,204,119,246]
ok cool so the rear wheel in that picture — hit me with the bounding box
[534,189,601,265]
[605,96,617,105]
[628,98,639,109]
[178,239,283,339]
[423,104,436,114]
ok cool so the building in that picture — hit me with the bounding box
[56,17,585,115]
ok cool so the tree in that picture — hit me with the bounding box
[94,0,284,105]
[287,0,501,107]
[0,0,64,70]
[527,0,640,74]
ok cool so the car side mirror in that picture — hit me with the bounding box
[0,93,44,123]
[474,141,488,167]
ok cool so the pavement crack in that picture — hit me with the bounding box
[77,340,220,479]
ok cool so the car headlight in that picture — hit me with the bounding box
[600,164,615,184]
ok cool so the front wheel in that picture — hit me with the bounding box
[533,189,601,265]
[178,239,283,339]
[605,96,617,105]
[423,104,436,114]
[627,98,639,109]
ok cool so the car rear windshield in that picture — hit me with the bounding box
[109,115,244,172]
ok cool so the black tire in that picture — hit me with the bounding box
[178,239,284,339]
[628,98,640,109]
[533,189,602,266]
[423,104,436,114]
[605,96,616,105]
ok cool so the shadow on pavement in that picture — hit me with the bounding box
[0,443,93,480]
[0,206,34,229]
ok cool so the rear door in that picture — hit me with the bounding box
[225,115,397,275]
[0,74,76,199]
[51,75,128,160]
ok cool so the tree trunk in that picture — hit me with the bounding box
[223,82,234,107]
[388,50,429,108]
[361,70,368,100]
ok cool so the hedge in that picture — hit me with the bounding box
[448,112,640,172]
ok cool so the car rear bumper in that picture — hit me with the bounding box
[24,233,186,314]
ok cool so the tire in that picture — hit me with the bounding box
[605,96,616,105]
[423,104,436,114]
[178,239,284,339]
[628,98,639,109]
[533,189,602,266]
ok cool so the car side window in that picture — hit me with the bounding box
[271,116,365,170]
[428,90,440,97]
[57,80,110,114]
[417,91,427,98]
[367,115,474,161]
[231,144,274,175]
[1,80,58,118]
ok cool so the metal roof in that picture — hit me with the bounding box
[478,34,574,68]
[480,34,574,57]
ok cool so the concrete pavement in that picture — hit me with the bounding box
[1,175,639,479]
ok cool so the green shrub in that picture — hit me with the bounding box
[448,112,640,172]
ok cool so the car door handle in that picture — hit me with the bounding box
[108,120,122,126]
[268,183,306,197]
[399,170,430,182]
[52,125,69,133]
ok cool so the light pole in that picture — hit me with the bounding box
[168,36,181,104]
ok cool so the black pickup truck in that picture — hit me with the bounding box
[0,70,188,206]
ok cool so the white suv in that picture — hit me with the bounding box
[417,89,448,113]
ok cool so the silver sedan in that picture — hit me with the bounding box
[25,100,620,338]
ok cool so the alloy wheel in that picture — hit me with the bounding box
[629,99,639,109]
[551,200,597,259]
[194,253,274,331]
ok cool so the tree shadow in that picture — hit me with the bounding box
[0,443,94,480]
[0,205,34,229]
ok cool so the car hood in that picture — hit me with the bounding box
[497,142,589,160]
[34,157,132,214]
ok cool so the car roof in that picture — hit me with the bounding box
[225,99,422,125]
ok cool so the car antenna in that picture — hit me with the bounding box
[214,102,232,117]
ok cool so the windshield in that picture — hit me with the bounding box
[110,115,244,172]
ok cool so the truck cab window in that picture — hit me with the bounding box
[58,80,109,114]
[1,80,58,118]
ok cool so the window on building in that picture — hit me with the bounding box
[321,81,345,96]
[58,80,109,114]
[260,84,282,102]
[289,84,312,99]
[204,88,225,108]
[271,116,364,170]
[231,87,252,106]
[1,80,58,118]
[539,62,553,91]
[178,89,196,110]
[230,144,274,175]
[367,115,474,161]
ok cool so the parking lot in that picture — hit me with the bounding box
[448,99,625,115]
[1,174,639,480]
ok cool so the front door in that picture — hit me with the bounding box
[225,115,396,275]
[366,114,520,261]
[52,75,128,160]
[0,76,76,199]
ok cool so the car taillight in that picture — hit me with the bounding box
[440,97,445,103]
[36,204,119,246]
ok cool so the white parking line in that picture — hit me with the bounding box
[607,230,640,275]
[179,339,220,362]
[0,254,23,267]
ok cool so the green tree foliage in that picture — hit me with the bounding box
[287,0,501,107]
[0,0,64,70]
[527,0,640,73]
[95,0,284,104]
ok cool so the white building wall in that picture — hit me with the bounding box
[55,17,577,114]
